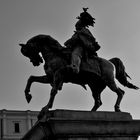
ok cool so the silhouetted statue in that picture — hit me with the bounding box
[20,8,139,119]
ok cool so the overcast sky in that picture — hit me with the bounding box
[0,0,140,119]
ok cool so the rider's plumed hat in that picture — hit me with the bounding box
[77,8,95,27]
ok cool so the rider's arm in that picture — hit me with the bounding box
[78,28,101,52]
[78,34,96,52]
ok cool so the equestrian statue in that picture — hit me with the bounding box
[20,8,139,119]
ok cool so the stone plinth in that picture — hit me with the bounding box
[21,110,140,140]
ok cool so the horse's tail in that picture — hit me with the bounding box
[109,57,139,90]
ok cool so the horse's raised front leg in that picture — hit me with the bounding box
[25,75,52,103]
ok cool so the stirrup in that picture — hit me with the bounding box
[66,64,79,73]
[71,65,79,74]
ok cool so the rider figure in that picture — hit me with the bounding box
[64,8,101,73]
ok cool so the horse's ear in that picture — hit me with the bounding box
[20,43,28,57]
[19,43,26,48]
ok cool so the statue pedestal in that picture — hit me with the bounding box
[21,110,140,140]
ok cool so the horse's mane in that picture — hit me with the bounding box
[27,34,63,51]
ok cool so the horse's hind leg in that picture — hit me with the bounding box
[107,81,125,112]
[102,65,125,112]
[115,88,125,112]
[88,81,106,111]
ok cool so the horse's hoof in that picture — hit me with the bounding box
[38,107,49,120]
[91,108,97,111]
[38,111,44,120]
[25,94,32,103]
[115,108,121,112]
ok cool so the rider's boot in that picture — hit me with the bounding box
[70,54,81,74]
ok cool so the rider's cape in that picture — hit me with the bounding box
[64,28,100,52]
[77,28,100,52]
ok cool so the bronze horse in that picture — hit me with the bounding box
[20,34,138,117]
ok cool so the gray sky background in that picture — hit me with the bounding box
[0,0,140,119]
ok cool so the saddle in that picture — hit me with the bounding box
[81,56,101,76]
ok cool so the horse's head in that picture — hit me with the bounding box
[20,35,63,66]
[19,43,43,66]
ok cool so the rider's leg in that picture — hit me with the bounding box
[71,53,81,73]
[70,46,83,73]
